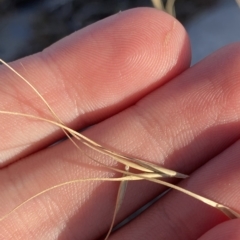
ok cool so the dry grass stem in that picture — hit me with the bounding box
[0,58,240,240]
[151,0,164,10]
[151,0,176,17]
[165,0,176,17]
[0,110,187,178]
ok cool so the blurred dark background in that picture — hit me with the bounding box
[0,0,219,62]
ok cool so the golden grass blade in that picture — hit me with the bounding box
[1,165,239,222]
[151,0,176,17]
[1,58,240,240]
[0,59,166,240]
[104,166,130,240]
[165,0,176,17]
[0,60,86,154]
[97,168,240,220]
[0,109,177,184]
[0,110,237,220]
[0,113,239,221]
[134,174,240,219]
[0,59,61,123]
[0,58,185,178]
[0,171,178,223]
[0,175,147,222]
[102,168,240,220]
[151,0,164,10]
[0,110,187,179]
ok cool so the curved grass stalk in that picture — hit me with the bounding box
[0,173,162,222]
[0,110,187,178]
[104,166,130,240]
[0,110,239,233]
[0,59,186,177]
[0,59,133,239]
[1,160,239,223]
[165,0,176,17]
[1,58,240,240]
[151,0,164,10]
[1,59,182,239]
[151,0,176,17]
[0,59,78,156]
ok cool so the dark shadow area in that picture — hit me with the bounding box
[0,0,218,61]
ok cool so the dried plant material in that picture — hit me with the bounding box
[151,0,164,10]
[0,174,161,222]
[0,59,75,152]
[140,176,240,219]
[151,0,176,17]
[165,0,176,17]
[0,110,187,179]
[0,167,239,223]
[0,58,240,240]
[104,166,130,240]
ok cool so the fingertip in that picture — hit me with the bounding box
[0,8,191,166]
[43,7,191,93]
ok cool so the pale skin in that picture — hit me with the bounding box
[0,7,240,240]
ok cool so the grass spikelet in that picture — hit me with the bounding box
[0,59,240,239]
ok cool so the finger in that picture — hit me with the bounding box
[0,8,190,166]
[112,139,240,239]
[199,219,240,240]
[1,43,240,238]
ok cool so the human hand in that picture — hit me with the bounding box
[0,8,240,240]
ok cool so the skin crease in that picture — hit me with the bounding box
[0,7,240,240]
[198,219,240,240]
